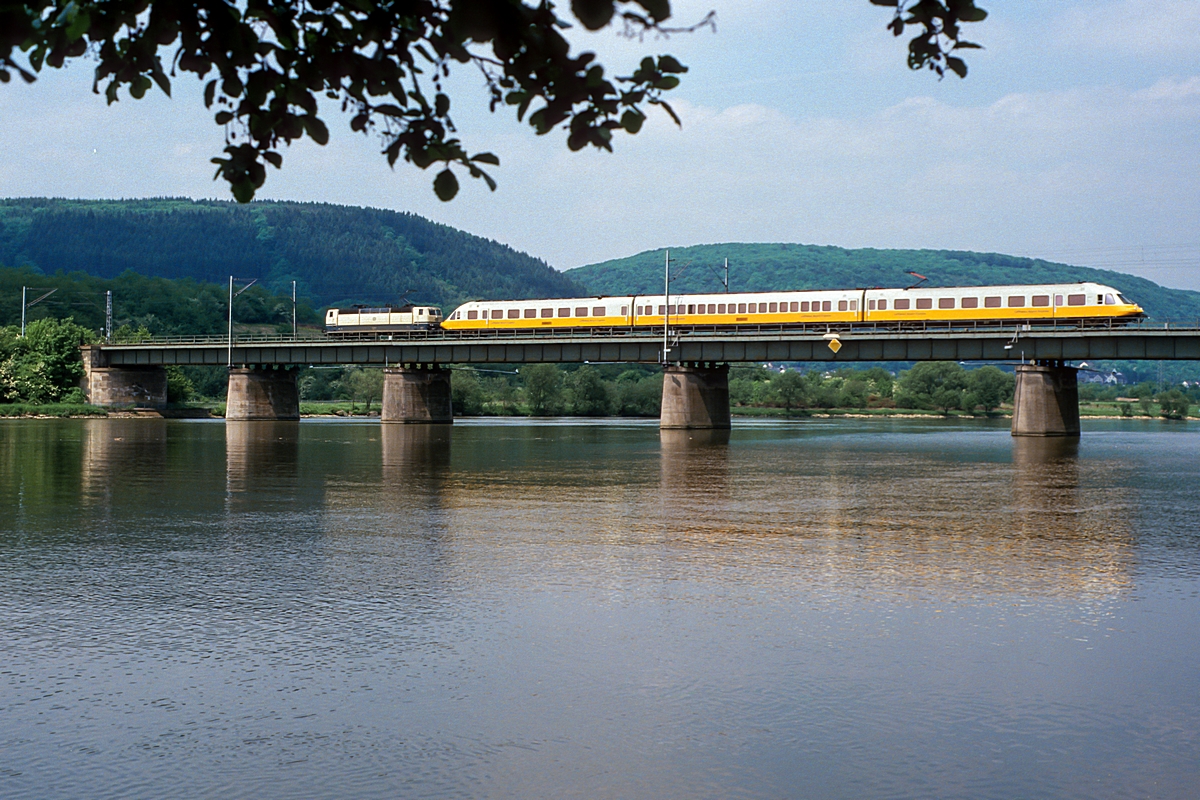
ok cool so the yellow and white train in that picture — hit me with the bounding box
[439,282,1144,331]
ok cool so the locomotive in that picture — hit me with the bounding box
[324,304,443,335]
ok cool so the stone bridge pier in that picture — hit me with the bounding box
[660,363,732,430]
[382,365,453,424]
[79,345,167,408]
[1011,361,1080,437]
[226,367,300,421]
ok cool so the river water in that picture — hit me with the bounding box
[1,417,1197,799]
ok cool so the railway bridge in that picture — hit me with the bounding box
[80,322,1200,436]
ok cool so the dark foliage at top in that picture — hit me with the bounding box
[566,243,1200,322]
[0,198,583,308]
[1,1,982,201]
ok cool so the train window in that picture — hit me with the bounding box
[696,304,705,315]
[668,305,677,315]
[850,300,857,311]
[1008,296,1025,307]
[916,298,932,310]
[894,299,910,310]
[688,304,696,314]
[769,302,778,313]
[1105,294,1116,305]
[819,301,829,312]
[1032,295,1049,307]
[738,303,747,313]
[834,300,844,311]
[708,304,716,314]
[961,297,978,309]
[1117,294,1130,303]
[868,300,876,310]
[576,307,588,316]
[559,308,570,317]
[467,310,478,320]
[801,301,810,312]
[938,298,955,309]
[718,304,726,314]
[524,308,536,318]
[621,306,628,315]
[541,308,553,317]
[507,309,520,319]
[878,299,887,310]
[1097,295,1104,304]
[659,305,666,315]
[593,306,606,317]
[984,296,1001,308]
[1055,295,1063,306]
[790,302,799,312]
[636,306,643,315]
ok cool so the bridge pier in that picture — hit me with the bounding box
[79,345,167,408]
[660,363,731,430]
[226,367,300,421]
[381,365,454,424]
[1011,361,1080,437]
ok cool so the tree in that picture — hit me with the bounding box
[569,365,611,416]
[772,370,807,413]
[0,317,93,403]
[522,363,563,415]
[1156,389,1190,420]
[896,361,966,412]
[2,1,986,201]
[964,365,1013,413]
[451,368,485,415]
[337,367,384,413]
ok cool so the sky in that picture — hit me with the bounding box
[2,0,1199,289]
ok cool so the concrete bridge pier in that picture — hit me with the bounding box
[660,363,731,430]
[381,365,453,424]
[226,366,300,421]
[79,345,167,408]
[1011,361,1080,437]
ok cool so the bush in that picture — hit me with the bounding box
[0,317,94,404]
[1157,389,1191,420]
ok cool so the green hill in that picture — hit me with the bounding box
[566,243,1200,322]
[0,198,583,308]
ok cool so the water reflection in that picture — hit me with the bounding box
[659,428,730,506]
[81,418,169,502]
[225,420,300,499]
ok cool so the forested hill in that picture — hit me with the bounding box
[0,198,583,307]
[567,243,1200,322]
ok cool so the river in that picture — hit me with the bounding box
[1,418,1198,799]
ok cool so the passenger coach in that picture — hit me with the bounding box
[439,282,1143,330]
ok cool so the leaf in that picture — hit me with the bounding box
[654,99,681,126]
[620,109,644,134]
[304,115,329,145]
[945,55,967,78]
[471,152,500,166]
[433,168,459,201]
[572,0,615,31]
[657,55,686,74]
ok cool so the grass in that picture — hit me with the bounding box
[0,403,108,417]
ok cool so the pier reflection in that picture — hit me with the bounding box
[81,418,169,504]
[659,428,731,507]
[225,421,300,501]
[380,424,452,508]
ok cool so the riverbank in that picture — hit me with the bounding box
[1,400,1192,421]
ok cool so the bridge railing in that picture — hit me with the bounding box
[99,318,1200,347]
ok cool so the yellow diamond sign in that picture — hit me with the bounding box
[827,337,842,354]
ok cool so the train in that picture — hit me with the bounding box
[438,282,1144,331]
[325,304,443,334]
